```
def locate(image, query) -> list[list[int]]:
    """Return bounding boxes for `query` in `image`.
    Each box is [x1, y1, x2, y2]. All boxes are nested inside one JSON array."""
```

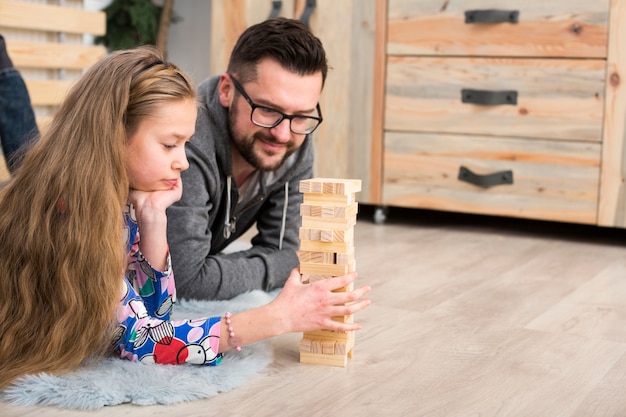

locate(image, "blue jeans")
[[0, 67, 38, 172]]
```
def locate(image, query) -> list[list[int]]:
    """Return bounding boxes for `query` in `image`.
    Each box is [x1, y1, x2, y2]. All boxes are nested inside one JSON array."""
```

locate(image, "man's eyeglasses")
[[228, 74, 323, 135]]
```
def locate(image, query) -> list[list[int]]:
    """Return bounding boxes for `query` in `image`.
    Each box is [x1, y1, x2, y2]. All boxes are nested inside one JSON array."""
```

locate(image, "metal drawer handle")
[[268, 1, 282, 19], [461, 89, 518, 106], [458, 166, 514, 188], [299, 0, 316, 27], [465, 9, 519, 24]]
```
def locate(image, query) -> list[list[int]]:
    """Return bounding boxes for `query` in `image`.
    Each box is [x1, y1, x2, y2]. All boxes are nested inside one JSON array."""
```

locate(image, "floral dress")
[[114, 204, 222, 365]]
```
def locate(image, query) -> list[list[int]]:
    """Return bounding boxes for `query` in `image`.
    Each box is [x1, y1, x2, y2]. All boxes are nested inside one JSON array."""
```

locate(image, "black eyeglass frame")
[[228, 74, 323, 135]]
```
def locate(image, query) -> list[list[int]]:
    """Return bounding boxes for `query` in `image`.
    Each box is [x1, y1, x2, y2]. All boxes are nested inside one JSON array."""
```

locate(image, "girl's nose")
[[173, 149, 189, 171]]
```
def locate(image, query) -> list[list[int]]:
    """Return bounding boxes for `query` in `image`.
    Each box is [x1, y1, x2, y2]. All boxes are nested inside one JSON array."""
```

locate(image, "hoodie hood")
[[190, 75, 314, 248]]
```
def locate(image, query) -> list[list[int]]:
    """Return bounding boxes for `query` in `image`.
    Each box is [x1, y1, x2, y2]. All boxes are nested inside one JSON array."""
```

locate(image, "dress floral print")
[[114, 204, 222, 365]]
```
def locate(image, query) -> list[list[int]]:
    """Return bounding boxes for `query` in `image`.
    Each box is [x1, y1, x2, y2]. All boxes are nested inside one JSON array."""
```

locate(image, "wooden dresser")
[[371, 0, 626, 227]]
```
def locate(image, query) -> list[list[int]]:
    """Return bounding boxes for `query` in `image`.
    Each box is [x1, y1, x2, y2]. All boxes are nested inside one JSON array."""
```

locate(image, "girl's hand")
[[129, 178, 183, 224], [269, 269, 371, 334], [218, 269, 371, 353], [127, 178, 182, 271]]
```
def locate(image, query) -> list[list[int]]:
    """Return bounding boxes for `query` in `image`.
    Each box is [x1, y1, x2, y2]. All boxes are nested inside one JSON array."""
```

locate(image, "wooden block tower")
[[298, 177, 362, 367]]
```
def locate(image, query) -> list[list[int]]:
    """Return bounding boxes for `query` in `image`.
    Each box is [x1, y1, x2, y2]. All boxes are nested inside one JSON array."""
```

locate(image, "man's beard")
[[229, 106, 296, 172], [234, 131, 295, 172]]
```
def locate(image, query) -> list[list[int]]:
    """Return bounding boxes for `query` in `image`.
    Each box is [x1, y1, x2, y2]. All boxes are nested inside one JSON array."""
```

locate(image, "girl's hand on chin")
[[129, 179, 183, 221]]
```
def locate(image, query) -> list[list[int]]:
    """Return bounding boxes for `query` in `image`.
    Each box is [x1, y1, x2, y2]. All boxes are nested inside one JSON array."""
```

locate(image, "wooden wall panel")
[[209, 0, 296, 76], [307, 0, 376, 203]]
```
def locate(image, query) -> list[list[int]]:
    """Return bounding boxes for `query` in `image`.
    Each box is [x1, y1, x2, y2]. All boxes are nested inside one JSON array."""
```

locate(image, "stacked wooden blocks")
[[298, 177, 362, 367]]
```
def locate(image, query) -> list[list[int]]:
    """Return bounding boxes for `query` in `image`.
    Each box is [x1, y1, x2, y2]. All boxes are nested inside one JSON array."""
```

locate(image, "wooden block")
[[332, 228, 354, 243], [303, 329, 352, 343], [299, 338, 327, 355], [300, 204, 322, 217], [331, 228, 353, 243], [300, 351, 348, 367], [299, 239, 352, 254], [311, 339, 323, 354], [299, 338, 312, 353], [296, 250, 308, 263], [323, 182, 336, 194], [322, 340, 336, 355], [311, 180, 323, 193], [300, 257, 356, 275], [299, 179, 327, 194], [299, 179, 318, 193], [298, 179, 317, 194], [301, 216, 356, 230], [300, 202, 358, 219], [336, 252, 355, 266], [299, 262, 351, 276], [301, 274, 333, 283], [335, 342, 348, 356], [300, 227, 354, 244], [322, 205, 336, 218], [328, 206, 353, 219], [296, 251, 356, 266], [331, 314, 354, 324], [334, 333, 356, 356], [299, 227, 340, 242], [297, 251, 335, 264], [299, 178, 362, 195], [320, 229, 333, 242], [303, 192, 355, 206]]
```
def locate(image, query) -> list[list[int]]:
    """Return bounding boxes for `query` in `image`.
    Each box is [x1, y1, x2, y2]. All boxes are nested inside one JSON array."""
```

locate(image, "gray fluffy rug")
[[0, 290, 278, 410]]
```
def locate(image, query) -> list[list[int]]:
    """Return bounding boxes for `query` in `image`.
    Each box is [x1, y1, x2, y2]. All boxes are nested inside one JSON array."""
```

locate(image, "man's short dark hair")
[[227, 17, 328, 87]]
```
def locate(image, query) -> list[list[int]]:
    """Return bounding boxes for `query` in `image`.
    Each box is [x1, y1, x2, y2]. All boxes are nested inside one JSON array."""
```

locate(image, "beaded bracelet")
[[224, 312, 242, 352]]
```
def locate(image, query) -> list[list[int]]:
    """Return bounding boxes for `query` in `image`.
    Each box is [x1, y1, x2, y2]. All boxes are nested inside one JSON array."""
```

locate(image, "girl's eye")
[[164, 144, 176, 149]]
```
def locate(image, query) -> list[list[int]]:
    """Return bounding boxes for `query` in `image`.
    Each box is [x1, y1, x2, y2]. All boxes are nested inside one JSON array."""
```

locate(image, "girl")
[[0, 47, 371, 389]]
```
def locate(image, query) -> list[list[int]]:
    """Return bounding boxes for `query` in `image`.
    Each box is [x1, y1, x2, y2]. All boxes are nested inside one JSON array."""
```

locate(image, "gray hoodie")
[[166, 75, 314, 300]]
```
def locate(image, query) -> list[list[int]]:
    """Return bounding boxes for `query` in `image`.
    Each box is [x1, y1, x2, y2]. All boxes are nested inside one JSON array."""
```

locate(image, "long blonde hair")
[[0, 46, 195, 388]]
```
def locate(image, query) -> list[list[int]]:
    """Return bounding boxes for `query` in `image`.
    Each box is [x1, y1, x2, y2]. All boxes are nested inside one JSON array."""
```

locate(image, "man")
[[0, 34, 38, 173], [167, 18, 328, 300]]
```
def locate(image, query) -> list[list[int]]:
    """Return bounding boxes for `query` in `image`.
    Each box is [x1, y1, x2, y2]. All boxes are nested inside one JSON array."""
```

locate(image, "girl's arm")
[[128, 179, 371, 357], [129, 179, 183, 271], [217, 269, 371, 353]]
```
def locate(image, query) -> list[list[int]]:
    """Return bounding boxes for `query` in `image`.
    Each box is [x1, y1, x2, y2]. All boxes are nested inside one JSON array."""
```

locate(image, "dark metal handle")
[[461, 89, 518, 106], [299, 0, 316, 28], [268, 1, 281, 19], [458, 166, 514, 188], [465, 10, 519, 24]]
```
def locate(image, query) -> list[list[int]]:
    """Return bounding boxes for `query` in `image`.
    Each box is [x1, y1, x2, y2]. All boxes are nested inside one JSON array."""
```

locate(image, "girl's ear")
[[218, 74, 234, 107]]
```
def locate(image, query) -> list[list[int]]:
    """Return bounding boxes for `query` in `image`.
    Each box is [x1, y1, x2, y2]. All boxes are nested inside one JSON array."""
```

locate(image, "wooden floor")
[[3, 206, 626, 416]]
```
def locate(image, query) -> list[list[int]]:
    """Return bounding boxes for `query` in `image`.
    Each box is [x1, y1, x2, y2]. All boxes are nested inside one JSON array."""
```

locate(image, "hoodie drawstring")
[[224, 175, 288, 249], [224, 175, 232, 239], [279, 181, 289, 250]]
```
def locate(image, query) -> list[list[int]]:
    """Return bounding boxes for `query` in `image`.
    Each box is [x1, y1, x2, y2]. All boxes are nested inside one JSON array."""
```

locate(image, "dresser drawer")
[[387, 0, 610, 58], [382, 132, 601, 224], [385, 56, 605, 142]]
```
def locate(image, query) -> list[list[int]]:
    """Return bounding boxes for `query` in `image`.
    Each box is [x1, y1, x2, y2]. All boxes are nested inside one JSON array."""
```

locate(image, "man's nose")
[[270, 118, 292, 143]]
